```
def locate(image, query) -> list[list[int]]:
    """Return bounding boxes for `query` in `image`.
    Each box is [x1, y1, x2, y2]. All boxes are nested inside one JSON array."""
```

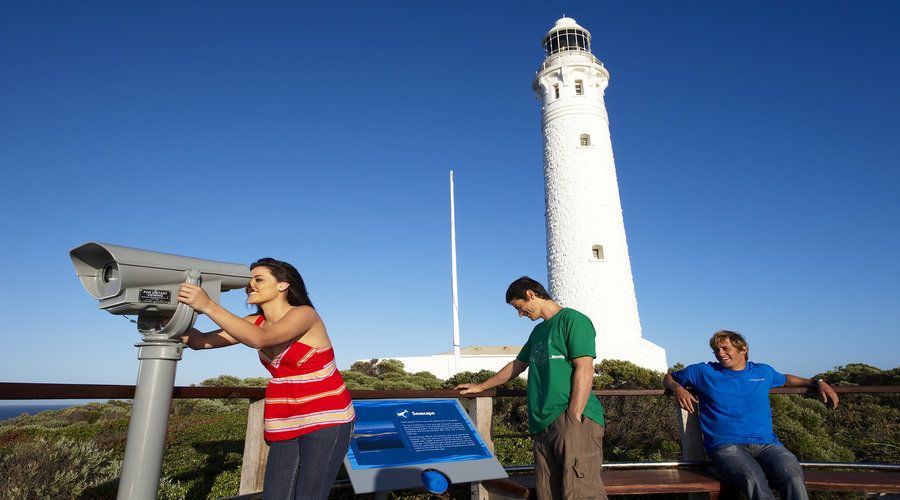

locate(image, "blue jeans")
[[263, 422, 353, 500], [709, 444, 808, 500]]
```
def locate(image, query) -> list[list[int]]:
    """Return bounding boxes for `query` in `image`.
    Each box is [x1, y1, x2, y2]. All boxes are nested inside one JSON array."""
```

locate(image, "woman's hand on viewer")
[[178, 282, 214, 314]]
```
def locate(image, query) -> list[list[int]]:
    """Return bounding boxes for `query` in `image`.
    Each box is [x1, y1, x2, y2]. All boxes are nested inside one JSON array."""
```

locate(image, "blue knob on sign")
[[421, 469, 449, 493]]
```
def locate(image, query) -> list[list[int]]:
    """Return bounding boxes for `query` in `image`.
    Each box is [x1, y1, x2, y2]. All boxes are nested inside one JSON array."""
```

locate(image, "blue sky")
[[1, 1, 897, 387]]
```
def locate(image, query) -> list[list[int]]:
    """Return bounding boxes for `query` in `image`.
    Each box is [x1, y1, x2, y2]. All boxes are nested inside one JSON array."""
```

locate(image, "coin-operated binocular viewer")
[[70, 242, 251, 500]]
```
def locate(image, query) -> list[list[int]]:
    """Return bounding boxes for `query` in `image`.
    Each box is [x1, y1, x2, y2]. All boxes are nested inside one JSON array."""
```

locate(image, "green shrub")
[[172, 397, 247, 415], [1, 362, 894, 499], [594, 359, 665, 389], [157, 476, 191, 500], [772, 395, 855, 462], [816, 363, 900, 386], [171, 375, 268, 416], [0, 437, 121, 499], [811, 363, 900, 463], [826, 398, 900, 463], [445, 369, 516, 389], [342, 370, 381, 390], [491, 421, 533, 466], [601, 394, 681, 462], [349, 358, 406, 378]]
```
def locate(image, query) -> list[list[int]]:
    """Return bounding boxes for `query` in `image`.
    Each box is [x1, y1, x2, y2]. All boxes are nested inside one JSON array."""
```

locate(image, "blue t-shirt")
[[671, 361, 786, 451]]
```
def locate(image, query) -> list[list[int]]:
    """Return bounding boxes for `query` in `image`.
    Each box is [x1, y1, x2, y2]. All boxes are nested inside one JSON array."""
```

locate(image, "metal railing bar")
[[2, 382, 897, 401], [502, 461, 900, 473]]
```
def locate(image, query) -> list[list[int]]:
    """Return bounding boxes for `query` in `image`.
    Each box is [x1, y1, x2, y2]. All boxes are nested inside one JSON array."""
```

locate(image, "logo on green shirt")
[[532, 340, 549, 365]]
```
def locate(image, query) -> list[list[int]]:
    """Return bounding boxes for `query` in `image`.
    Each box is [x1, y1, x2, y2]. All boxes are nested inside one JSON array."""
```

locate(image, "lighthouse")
[[533, 17, 667, 371]]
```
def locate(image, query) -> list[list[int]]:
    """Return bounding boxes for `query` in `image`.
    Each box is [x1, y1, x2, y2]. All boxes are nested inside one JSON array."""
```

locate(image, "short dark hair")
[[250, 258, 314, 313], [505, 276, 552, 303]]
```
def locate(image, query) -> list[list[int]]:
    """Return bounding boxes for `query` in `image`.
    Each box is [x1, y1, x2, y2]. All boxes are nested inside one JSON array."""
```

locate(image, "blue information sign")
[[343, 398, 508, 493], [347, 399, 492, 470]]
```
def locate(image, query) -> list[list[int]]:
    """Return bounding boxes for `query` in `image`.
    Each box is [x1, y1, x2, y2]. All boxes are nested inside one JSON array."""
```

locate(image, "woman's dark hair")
[[249, 257, 314, 313]]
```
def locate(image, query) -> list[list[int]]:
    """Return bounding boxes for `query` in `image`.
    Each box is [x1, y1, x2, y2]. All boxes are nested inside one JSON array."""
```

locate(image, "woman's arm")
[[178, 283, 318, 348], [181, 326, 242, 350]]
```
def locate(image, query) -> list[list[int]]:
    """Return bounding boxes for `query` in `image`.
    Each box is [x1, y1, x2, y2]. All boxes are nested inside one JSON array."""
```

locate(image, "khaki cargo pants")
[[532, 410, 608, 500]]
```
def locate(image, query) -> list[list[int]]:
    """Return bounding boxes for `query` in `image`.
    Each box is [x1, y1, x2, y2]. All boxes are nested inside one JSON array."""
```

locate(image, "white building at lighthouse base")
[[362, 340, 667, 380], [366, 346, 519, 380], [595, 338, 668, 372]]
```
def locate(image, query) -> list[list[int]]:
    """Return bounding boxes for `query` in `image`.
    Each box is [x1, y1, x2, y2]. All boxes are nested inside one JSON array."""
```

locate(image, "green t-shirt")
[[516, 308, 605, 434]]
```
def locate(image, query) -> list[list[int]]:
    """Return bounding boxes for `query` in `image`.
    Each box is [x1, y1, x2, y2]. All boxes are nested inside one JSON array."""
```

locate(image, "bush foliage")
[[0, 361, 896, 499], [0, 437, 120, 499]]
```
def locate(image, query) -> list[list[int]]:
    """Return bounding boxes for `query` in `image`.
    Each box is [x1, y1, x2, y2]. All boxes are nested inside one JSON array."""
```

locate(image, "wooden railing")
[[1, 383, 898, 499]]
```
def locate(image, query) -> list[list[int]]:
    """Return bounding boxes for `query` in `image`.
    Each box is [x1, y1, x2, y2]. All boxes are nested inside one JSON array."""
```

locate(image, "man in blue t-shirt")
[[663, 330, 839, 500]]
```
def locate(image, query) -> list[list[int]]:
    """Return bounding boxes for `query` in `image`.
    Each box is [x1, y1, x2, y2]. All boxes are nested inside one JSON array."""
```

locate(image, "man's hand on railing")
[[663, 372, 699, 413], [784, 374, 841, 410], [816, 380, 840, 409], [455, 383, 485, 395], [674, 386, 699, 414]]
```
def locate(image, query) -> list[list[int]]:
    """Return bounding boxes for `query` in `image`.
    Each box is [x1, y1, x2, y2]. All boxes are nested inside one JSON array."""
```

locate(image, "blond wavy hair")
[[709, 330, 749, 360]]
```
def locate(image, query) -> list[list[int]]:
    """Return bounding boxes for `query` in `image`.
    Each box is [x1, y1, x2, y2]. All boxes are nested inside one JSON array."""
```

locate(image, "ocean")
[[0, 404, 73, 421]]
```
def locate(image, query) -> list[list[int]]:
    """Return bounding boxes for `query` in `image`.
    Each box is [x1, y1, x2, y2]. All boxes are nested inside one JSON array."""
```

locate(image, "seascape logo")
[[748, 378, 765, 382], [550, 355, 565, 359], [396, 409, 409, 418], [412, 411, 436, 416]]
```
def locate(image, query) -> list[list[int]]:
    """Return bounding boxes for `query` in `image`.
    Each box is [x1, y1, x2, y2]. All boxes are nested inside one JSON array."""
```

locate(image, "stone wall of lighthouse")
[[534, 18, 667, 371]]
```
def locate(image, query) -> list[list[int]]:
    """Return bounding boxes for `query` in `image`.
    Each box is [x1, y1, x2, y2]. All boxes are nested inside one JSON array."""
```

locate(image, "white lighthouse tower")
[[533, 17, 667, 371]]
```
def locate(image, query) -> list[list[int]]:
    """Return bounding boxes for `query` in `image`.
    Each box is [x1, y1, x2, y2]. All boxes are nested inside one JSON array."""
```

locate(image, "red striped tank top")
[[256, 315, 355, 441]]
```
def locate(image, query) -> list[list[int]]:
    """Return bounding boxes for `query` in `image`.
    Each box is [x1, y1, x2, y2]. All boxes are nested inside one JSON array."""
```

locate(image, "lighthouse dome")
[[542, 17, 591, 56]]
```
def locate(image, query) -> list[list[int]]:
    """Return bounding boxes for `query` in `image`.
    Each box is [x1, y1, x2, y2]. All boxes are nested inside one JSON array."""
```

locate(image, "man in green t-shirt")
[[456, 277, 608, 499]]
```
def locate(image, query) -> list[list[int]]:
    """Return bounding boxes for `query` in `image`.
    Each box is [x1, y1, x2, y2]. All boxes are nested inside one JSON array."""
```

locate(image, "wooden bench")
[[485, 469, 725, 498], [482, 469, 900, 499], [478, 400, 900, 499], [804, 470, 900, 493], [228, 391, 900, 499]]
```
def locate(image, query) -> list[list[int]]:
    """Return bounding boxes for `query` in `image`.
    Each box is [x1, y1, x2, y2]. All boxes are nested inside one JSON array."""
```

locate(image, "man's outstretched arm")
[[784, 374, 839, 409], [664, 372, 699, 414], [456, 360, 528, 394]]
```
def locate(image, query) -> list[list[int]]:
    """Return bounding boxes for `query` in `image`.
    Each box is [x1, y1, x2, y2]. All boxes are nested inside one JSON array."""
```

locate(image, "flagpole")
[[449, 171, 461, 372]]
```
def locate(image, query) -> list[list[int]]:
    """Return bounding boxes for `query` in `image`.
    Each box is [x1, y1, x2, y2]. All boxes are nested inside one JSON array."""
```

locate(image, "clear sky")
[[2, 1, 898, 387]]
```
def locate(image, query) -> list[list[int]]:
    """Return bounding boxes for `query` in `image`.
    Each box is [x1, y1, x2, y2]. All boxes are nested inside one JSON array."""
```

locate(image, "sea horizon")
[[0, 402, 79, 422]]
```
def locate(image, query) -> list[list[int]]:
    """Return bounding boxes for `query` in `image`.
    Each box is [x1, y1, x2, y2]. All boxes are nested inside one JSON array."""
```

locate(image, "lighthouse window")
[[580, 134, 591, 146], [543, 28, 591, 56], [554, 84, 560, 99], [592, 245, 605, 261], [575, 80, 584, 95]]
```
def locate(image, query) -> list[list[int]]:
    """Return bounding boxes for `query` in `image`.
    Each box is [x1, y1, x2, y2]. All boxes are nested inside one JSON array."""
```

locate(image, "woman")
[[180, 258, 354, 500]]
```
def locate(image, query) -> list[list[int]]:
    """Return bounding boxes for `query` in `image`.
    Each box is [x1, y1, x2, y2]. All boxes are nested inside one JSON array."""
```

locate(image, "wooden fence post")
[[676, 404, 707, 462], [239, 399, 268, 495], [676, 402, 711, 500], [467, 396, 494, 452], [466, 396, 494, 500]]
